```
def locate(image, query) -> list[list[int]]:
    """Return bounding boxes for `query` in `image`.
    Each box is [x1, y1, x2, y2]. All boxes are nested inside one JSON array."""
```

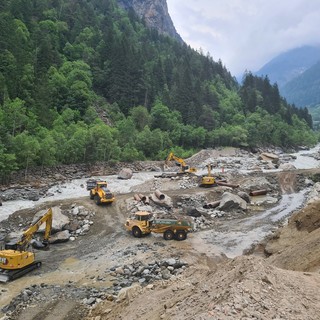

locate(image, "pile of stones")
[[109, 258, 188, 294]]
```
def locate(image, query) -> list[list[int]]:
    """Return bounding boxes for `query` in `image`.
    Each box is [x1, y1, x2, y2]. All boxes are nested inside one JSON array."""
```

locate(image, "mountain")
[[0, 0, 317, 181], [117, 0, 182, 42], [281, 61, 320, 106], [255, 46, 320, 88]]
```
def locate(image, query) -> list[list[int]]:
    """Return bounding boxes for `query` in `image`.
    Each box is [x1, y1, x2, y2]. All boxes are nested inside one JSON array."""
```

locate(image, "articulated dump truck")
[[125, 211, 192, 241]]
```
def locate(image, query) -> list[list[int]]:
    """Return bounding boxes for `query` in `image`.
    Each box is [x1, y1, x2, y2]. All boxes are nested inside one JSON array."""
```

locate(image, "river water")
[[0, 172, 156, 222]]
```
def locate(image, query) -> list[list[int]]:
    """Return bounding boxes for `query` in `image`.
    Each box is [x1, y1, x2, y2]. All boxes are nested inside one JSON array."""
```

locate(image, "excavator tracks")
[[0, 261, 42, 283]]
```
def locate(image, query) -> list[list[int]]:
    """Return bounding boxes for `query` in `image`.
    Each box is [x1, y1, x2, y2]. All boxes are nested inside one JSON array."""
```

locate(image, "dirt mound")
[[265, 199, 320, 272], [87, 255, 320, 320], [289, 201, 320, 232]]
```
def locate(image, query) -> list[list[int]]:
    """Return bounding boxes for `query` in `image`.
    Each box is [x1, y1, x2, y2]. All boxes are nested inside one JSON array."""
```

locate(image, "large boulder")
[[259, 152, 279, 163], [49, 230, 70, 243], [219, 192, 247, 211], [118, 168, 133, 180], [34, 207, 70, 233]]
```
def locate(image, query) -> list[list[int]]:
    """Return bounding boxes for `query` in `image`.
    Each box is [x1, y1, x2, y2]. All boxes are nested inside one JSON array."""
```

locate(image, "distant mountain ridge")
[[281, 61, 320, 106], [255, 45, 320, 108], [255, 46, 320, 88]]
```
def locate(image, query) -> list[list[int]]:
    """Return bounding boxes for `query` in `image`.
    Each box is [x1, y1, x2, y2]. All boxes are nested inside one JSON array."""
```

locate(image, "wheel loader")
[[125, 211, 192, 241], [87, 179, 115, 205]]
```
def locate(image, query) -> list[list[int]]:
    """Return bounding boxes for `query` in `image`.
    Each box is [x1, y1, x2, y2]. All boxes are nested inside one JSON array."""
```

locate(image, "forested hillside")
[[0, 0, 317, 182]]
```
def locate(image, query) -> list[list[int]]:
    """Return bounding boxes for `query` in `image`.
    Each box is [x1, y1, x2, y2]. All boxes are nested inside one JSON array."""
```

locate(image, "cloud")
[[167, 0, 320, 76]]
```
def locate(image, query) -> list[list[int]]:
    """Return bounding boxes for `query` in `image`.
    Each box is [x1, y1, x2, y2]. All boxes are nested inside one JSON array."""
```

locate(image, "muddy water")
[[193, 189, 308, 258], [0, 172, 156, 222], [191, 146, 320, 258]]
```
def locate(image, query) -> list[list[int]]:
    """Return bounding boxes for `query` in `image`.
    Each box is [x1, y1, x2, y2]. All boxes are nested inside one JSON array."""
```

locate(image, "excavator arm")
[[15, 208, 53, 251], [165, 152, 197, 173]]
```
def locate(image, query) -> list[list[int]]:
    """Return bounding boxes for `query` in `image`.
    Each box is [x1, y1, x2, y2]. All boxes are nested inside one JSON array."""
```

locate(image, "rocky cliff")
[[117, 0, 183, 42]]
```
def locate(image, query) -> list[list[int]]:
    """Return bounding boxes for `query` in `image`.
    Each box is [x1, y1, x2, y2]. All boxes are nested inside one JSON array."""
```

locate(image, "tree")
[[37, 128, 57, 174], [135, 126, 163, 158], [0, 144, 18, 184], [88, 122, 116, 161], [129, 105, 151, 131], [12, 132, 40, 179], [2, 98, 28, 137]]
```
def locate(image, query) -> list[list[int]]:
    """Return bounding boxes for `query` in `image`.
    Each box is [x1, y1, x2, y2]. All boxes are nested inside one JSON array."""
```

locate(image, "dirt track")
[[1, 166, 320, 319]]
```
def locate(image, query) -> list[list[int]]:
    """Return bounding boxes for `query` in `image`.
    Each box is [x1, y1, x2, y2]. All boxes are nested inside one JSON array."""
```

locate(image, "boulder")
[[259, 152, 279, 162], [219, 192, 247, 211], [118, 168, 133, 180], [185, 207, 202, 217], [49, 230, 70, 243], [237, 191, 250, 203], [34, 207, 70, 233]]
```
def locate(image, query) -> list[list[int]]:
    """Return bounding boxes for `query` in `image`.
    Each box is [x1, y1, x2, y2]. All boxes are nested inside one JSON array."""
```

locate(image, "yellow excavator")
[[199, 164, 216, 187], [165, 152, 197, 174], [0, 208, 53, 282]]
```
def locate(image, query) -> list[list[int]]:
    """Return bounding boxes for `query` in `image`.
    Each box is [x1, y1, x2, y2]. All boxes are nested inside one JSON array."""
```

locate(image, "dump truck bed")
[[150, 219, 192, 233]]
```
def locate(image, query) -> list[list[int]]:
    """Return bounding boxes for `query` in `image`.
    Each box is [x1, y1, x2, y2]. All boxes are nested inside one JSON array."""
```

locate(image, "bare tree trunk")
[[24, 157, 29, 181]]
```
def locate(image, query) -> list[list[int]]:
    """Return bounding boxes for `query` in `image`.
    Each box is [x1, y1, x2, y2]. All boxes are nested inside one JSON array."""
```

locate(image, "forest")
[[0, 0, 318, 182]]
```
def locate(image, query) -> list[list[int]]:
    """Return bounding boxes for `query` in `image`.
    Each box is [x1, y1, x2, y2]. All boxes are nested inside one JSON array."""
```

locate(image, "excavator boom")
[[165, 152, 197, 174]]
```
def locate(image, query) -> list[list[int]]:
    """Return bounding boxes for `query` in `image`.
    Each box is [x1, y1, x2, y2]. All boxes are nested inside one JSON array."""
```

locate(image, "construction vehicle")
[[199, 164, 216, 187], [87, 179, 115, 205], [125, 211, 192, 241], [0, 208, 53, 282], [165, 152, 197, 174]]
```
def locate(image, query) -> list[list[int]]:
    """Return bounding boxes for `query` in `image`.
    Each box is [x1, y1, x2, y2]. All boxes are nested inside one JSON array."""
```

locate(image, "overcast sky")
[[167, 0, 320, 76]]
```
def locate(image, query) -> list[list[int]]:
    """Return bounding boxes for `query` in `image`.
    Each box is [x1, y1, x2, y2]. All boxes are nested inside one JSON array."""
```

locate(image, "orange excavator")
[[0, 208, 52, 282]]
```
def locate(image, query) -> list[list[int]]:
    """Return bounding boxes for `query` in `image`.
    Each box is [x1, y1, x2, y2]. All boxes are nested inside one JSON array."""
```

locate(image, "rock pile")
[[109, 258, 188, 295], [1, 283, 108, 317]]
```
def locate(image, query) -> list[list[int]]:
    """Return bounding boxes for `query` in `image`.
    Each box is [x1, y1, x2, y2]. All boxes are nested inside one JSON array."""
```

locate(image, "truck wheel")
[[132, 227, 142, 238], [175, 230, 187, 241], [163, 230, 174, 240], [94, 194, 101, 205], [90, 191, 94, 200]]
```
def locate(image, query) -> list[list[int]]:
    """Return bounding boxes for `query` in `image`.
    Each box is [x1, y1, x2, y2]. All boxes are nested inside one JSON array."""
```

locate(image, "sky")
[[167, 0, 320, 77]]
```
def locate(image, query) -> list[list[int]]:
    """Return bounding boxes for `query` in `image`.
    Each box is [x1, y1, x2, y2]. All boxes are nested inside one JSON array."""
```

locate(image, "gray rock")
[[118, 168, 133, 180], [237, 191, 250, 203], [49, 230, 70, 243], [219, 192, 247, 211]]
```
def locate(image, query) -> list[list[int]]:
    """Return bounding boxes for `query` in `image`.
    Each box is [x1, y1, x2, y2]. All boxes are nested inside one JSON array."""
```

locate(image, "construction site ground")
[[1, 160, 320, 319]]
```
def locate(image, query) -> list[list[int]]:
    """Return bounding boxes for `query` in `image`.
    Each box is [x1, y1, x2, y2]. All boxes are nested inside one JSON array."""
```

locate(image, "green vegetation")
[[0, 0, 317, 182]]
